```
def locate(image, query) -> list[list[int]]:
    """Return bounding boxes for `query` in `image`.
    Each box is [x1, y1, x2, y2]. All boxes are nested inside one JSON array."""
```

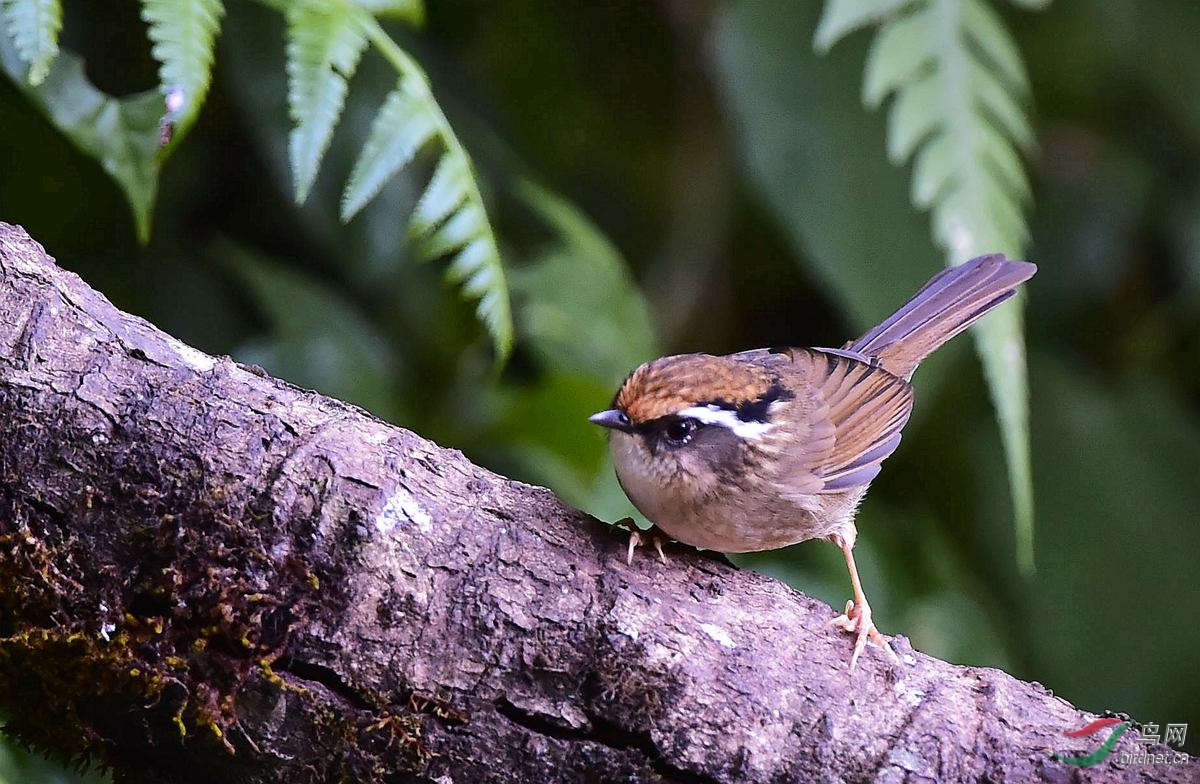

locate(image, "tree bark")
[[0, 221, 1191, 784]]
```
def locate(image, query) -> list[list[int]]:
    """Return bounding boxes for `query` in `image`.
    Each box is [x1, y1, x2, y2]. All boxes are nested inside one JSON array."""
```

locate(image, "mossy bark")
[[0, 222, 1192, 783]]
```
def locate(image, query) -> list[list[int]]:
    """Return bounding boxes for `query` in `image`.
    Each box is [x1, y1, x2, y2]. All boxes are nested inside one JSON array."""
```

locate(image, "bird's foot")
[[612, 518, 668, 565], [829, 598, 899, 671]]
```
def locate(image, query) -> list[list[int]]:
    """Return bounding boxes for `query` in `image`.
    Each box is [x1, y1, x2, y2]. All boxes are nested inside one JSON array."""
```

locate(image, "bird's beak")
[[589, 409, 635, 433]]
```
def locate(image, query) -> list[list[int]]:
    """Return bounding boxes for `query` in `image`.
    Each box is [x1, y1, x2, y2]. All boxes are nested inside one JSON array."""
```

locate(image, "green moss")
[[0, 415, 452, 779]]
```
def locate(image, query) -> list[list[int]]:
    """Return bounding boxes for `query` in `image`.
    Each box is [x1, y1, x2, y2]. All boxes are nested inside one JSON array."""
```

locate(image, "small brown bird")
[[590, 254, 1036, 669]]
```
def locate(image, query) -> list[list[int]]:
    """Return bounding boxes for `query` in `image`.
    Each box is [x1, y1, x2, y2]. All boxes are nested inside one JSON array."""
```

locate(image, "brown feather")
[[615, 354, 778, 425], [847, 254, 1036, 378], [737, 348, 914, 496]]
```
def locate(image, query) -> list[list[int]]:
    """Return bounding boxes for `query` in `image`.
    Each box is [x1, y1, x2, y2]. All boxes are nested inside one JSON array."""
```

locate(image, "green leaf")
[[419, 199, 481, 259], [969, 59, 1033, 150], [0, 0, 60, 85], [140, 0, 225, 140], [410, 178, 511, 358], [974, 303, 1032, 572], [911, 131, 955, 208], [816, 0, 1046, 572], [258, 0, 511, 359], [352, 0, 423, 24], [862, 5, 934, 107], [511, 179, 658, 386], [409, 154, 467, 236], [885, 76, 939, 162], [979, 123, 1030, 201], [0, 34, 163, 241], [963, 0, 1029, 92], [1006, 0, 1051, 10], [814, 0, 910, 53], [445, 238, 490, 287], [285, 0, 368, 203], [328, 14, 513, 360], [339, 76, 437, 221]]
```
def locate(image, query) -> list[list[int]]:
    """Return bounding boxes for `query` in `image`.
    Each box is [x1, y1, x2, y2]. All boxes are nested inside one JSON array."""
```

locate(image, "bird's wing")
[[744, 348, 914, 495]]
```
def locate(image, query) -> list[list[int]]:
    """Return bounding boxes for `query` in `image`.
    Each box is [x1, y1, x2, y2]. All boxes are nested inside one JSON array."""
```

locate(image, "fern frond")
[[817, 0, 1044, 573], [410, 154, 468, 235], [847, 0, 1035, 258], [339, 16, 512, 360], [270, 0, 511, 357], [962, 0, 1030, 90], [339, 76, 437, 219], [285, 0, 368, 203], [351, 0, 423, 24], [814, 0, 908, 53], [411, 160, 512, 360], [140, 0, 225, 137], [1, 0, 61, 85]]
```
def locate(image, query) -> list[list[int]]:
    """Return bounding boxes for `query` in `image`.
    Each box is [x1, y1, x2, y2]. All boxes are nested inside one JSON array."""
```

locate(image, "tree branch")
[[0, 221, 1191, 783]]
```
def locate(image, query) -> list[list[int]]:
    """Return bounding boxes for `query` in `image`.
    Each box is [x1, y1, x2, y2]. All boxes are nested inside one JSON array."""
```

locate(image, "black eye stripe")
[[697, 382, 794, 425]]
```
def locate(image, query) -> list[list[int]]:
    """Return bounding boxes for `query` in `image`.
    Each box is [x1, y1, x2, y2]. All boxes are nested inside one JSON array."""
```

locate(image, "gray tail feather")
[[848, 254, 1037, 379]]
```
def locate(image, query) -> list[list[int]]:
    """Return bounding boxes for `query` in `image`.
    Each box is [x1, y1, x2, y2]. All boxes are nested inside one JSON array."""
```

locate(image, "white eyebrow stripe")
[[676, 405, 775, 439]]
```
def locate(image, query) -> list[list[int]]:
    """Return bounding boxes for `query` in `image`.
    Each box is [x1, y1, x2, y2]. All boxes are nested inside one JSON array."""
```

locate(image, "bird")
[[589, 254, 1037, 670]]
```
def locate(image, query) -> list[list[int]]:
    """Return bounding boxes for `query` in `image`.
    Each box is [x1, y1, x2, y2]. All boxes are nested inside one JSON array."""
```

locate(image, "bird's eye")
[[663, 418, 698, 445]]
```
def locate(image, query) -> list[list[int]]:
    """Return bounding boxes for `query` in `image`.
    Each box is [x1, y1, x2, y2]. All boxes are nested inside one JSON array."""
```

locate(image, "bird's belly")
[[617, 466, 852, 553], [653, 499, 829, 553]]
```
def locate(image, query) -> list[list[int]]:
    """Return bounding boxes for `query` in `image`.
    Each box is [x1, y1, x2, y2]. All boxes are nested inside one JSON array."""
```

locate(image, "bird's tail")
[[848, 254, 1037, 379]]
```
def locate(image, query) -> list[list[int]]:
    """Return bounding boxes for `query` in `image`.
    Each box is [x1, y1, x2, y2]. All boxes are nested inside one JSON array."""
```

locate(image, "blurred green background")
[[2, 0, 1198, 777]]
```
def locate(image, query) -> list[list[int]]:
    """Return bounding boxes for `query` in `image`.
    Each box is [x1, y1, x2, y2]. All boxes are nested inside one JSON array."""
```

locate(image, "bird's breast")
[[609, 434, 858, 552]]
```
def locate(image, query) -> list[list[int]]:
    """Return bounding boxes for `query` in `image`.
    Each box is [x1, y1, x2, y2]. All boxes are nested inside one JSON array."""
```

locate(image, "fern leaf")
[[352, 0, 423, 24], [980, 124, 1030, 201], [885, 76, 938, 162], [410, 154, 467, 236], [412, 171, 512, 357], [910, 132, 954, 208], [969, 58, 1033, 150], [339, 77, 512, 359], [818, 0, 1043, 573], [963, 0, 1029, 91], [286, 0, 368, 203], [414, 169, 511, 357], [340, 77, 437, 220], [1006, 0, 1051, 10], [814, 0, 909, 53], [273, 0, 511, 357], [862, 8, 933, 107], [140, 0, 224, 137], [1, 0, 61, 85], [340, 16, 512, 359]]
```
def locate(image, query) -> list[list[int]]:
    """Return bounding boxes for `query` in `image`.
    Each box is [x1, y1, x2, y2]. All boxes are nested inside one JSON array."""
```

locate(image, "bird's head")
[[589, 354, 794, 517]]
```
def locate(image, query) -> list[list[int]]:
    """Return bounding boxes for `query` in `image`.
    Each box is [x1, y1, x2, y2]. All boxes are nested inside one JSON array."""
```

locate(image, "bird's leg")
[[828, 534, 899, 670], [612, 517, 668, 564]]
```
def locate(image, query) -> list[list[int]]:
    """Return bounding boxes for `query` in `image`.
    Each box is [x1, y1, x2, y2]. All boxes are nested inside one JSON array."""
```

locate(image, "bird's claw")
[[612, 518, 668, 564], [829, 598, 899, 671]]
